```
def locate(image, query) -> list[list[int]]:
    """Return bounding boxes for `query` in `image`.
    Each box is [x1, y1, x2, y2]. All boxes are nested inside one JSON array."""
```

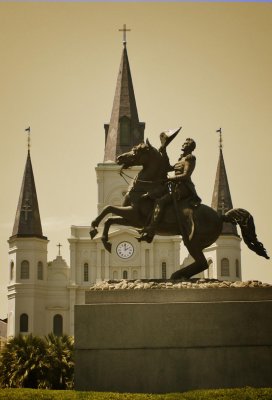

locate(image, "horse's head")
[[116, 139, 159, 169]]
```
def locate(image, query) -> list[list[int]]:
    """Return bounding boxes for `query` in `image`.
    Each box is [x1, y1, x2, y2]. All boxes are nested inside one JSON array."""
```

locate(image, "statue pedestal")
[[75, 287, 272, 393]]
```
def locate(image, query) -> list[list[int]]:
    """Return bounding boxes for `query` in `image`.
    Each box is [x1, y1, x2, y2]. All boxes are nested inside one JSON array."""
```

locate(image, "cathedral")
[[7, 39, 241, 337]]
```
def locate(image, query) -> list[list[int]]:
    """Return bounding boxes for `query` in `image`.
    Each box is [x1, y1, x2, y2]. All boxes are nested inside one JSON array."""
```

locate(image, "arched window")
[[20, 313, 28, 332], [120, 117, 131, 146], [123, 270, 128, 279], [207, 259, 213, 279], [132, 270, 138, 280], [83, 263, 89, 282], [221, 258, 230, 276], [53, 314, 63, 336], [235, 259, 240, 277], [21, 260, 29, 279], [113, 271, 118, 280], [37, 261, 43, 280], [162, 262, 167, 279], [145, 249, 150, 279], [10, 262, 14, 281]]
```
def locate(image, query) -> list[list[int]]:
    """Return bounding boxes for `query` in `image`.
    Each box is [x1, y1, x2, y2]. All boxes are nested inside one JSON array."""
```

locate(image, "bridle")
[[119, 167, 165, 185]]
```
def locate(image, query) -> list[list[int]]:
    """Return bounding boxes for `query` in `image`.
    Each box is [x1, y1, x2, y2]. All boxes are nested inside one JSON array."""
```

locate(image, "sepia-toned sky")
[[0, 2, 271, 317]]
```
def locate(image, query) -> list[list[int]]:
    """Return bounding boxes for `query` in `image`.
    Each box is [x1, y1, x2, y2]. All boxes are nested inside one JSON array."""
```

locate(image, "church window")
[[145, 249, 150, 279], [53, 314, 63, 336], [101, 250, 105, 281], [162, 262, 167, 279], [123, 270, 128, 279], [83, 263, 89, 282], [207, 259, 213, 279], [221, 258, 230, 276], [120, 117, 131, 146], [235, 259, 240, 277], [37, 261, 43, 280], [113, 271, 118, 280], [21, 260, 29, 279], [20, 313, 28, 332], [132, 270, 138, 279], [10, 262, 14, 281]]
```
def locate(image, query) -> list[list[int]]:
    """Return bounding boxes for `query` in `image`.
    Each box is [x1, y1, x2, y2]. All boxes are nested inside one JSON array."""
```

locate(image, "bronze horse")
[[90, 140, 269, 279]]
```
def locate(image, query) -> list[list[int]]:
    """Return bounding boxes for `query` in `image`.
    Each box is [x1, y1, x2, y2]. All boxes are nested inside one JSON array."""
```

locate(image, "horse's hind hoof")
[[89, 227, 98, 239], [170, 272, 188, 281], [138, 233, 154, 243]]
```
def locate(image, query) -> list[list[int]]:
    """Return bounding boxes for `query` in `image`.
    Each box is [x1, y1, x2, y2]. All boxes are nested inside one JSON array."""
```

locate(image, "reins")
[[119, 168, 164, 185]]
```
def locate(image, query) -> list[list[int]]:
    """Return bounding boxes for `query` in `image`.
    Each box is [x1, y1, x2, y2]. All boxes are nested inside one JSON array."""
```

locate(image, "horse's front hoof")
[[102, 239, 112, 253], [89, 227, 98, 239]]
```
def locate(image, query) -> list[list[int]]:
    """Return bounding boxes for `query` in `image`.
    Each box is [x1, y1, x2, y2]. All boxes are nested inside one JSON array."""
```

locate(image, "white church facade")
[[7, 39, 241, 338]]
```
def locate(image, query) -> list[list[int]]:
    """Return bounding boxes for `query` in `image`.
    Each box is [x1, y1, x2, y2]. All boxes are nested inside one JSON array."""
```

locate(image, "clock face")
[[116, 241, 134, 259]]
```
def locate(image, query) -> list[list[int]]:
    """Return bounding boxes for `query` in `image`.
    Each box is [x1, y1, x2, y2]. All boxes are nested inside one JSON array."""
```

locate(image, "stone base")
[[75, 287, 272, 393]]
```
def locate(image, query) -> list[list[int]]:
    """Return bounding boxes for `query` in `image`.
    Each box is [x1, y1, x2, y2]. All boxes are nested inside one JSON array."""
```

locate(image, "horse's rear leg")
[[171, 247, 208, 280]]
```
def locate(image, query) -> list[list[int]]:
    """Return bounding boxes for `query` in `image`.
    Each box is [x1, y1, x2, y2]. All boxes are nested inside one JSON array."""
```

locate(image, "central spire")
[[103, 31, 145, 163]]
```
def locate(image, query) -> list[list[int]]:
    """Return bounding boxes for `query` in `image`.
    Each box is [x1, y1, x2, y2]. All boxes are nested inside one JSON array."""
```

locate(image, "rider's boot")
[[138, 203, 162, 242]]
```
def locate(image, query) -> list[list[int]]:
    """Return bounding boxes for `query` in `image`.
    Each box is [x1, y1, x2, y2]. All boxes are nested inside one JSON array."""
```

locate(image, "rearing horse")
[[90, 140, 269, 279]]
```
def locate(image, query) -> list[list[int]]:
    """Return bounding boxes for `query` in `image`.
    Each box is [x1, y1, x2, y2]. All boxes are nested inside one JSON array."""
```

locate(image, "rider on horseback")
[[139, 137, 201, 243]]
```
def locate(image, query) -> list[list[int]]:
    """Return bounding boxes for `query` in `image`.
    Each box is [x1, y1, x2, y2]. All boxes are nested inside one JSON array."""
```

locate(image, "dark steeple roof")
[[103, 44, 145, 162], [11, 150, 46, 240], [211, 148, 238, 236]]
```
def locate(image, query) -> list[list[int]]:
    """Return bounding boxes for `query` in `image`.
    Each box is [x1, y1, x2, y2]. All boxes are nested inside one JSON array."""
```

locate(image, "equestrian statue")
[[90, 128, 269, 279]]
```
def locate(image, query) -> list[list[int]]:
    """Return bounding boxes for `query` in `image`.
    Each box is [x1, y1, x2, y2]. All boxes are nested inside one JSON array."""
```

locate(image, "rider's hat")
[[160, 127, 181, 149]]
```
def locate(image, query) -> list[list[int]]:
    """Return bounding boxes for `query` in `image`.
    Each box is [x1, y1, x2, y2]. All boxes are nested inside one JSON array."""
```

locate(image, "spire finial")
[[216, 127, 222, 150], [57, 243, 62, 256], [118, 24, 131, 47], [25, 126, 31, 152]]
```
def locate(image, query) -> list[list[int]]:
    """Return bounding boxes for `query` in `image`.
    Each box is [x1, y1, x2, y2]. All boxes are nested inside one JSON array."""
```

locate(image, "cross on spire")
[[21, 199, 32, 221], [119, 24, 131, 46], [57, 243, 62, 256]]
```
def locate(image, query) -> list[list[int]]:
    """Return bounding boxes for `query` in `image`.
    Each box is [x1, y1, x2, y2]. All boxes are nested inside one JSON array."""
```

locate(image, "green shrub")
[[0, 334, 74, 390], [0, 334, 47, 388], [43, 334, 74, 390]]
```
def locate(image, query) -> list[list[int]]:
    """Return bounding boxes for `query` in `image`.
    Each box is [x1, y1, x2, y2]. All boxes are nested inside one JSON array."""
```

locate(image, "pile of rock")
[[90, 278, 271, 291]]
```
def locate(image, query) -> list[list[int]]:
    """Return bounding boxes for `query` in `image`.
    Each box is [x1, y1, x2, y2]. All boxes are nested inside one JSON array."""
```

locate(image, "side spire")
[[11, 135, 46, 240], [211, 129, 238, 235], [103, 28, 145, 162]]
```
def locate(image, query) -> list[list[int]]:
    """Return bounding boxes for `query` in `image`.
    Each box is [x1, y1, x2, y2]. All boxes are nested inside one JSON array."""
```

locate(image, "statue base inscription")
[[75, 282, 272, 393]]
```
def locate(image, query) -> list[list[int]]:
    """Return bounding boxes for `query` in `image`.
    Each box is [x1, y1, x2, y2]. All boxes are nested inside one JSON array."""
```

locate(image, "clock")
[[116, 241, 134, 259]]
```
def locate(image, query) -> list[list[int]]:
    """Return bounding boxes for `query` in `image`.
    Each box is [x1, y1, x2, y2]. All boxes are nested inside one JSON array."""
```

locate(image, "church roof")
[[211, 147, 238, 236], [11, 150, 46, 240], [103, 43, 145, 162]]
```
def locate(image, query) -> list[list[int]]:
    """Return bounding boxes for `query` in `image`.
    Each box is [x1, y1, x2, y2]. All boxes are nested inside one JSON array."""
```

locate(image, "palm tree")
[[43, 333, 74, 389], [0, 334, 47, 388]]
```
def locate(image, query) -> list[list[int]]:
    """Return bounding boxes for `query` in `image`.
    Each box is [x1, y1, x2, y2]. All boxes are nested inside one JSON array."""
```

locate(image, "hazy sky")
[[0, 3, 271, 317]]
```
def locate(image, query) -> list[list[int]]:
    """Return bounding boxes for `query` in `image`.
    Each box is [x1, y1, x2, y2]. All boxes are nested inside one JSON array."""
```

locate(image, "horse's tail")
[[223, 208, 269, 260]]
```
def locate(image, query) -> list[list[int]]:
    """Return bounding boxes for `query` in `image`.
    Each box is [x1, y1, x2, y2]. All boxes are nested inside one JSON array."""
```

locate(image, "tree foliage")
[[0, 334, 74, 389], [44, 333, 74, 389]]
